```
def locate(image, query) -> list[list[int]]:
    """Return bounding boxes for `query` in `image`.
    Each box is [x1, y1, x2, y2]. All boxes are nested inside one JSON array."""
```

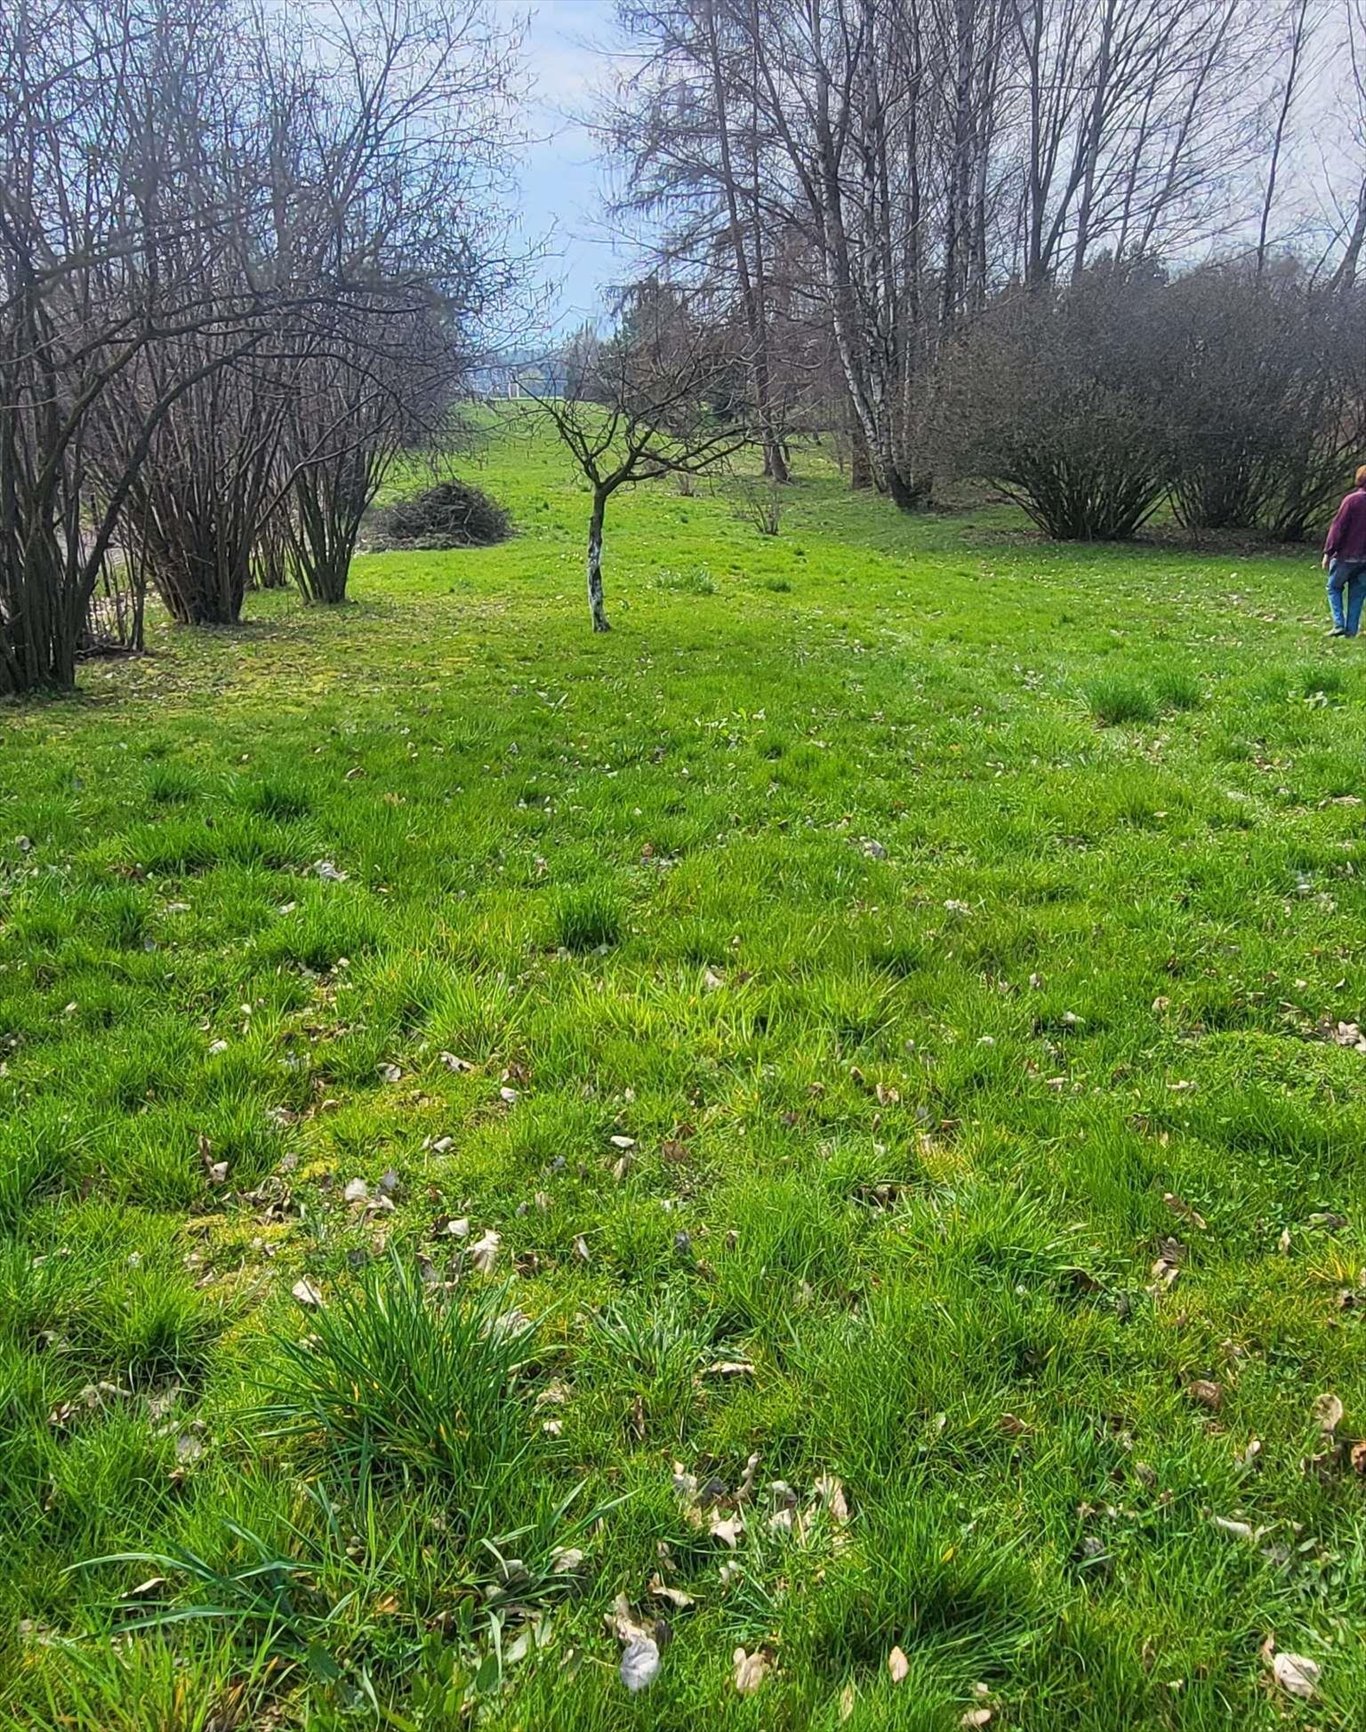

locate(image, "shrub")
[[936, 265, 1178, 540], [370, 478, 512, 550], [1165, 267, 1366, 539]]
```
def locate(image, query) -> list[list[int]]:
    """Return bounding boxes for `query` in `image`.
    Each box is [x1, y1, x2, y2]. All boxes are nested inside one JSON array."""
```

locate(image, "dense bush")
[[370, 477, 512, 549], [936, 263, 1366, 544], [1165, 266, 1366, 539], [936, 266, 1179, 541]]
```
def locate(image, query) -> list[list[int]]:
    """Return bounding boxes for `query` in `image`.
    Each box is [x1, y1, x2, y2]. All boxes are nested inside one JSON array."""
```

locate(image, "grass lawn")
[[4, 419, 1366, 1729]]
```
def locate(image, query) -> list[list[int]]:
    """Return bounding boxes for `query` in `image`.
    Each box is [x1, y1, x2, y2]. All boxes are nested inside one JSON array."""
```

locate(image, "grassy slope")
[[3, 421, 1366, 1728]]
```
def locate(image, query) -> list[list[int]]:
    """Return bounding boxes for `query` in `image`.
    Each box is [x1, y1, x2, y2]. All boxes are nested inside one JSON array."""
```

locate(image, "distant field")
[[4, 422, 1366, 1729]]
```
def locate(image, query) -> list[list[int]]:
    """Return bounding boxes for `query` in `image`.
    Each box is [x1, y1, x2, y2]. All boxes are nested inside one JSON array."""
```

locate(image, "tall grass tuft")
[[257, 1257, 541, 1527], [553, 882, 623, 952], [1086, 675, 1156, 725], [1153, 667, 1202, 711]]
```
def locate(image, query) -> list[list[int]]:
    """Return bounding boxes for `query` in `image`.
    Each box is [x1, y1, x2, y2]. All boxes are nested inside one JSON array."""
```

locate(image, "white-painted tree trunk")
[[587, 487, 609, 632]]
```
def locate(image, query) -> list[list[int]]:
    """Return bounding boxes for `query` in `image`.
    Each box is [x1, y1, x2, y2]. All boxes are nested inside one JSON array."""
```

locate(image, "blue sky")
[[506, 0, 633, 331]]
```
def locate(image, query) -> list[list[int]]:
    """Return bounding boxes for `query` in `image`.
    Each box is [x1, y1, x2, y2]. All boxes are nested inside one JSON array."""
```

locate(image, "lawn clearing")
[[3, 424, 1366, 1729]]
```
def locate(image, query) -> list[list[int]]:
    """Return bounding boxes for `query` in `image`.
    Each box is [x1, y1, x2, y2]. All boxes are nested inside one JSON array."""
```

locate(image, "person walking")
[[1323, 465, 1366, 637]]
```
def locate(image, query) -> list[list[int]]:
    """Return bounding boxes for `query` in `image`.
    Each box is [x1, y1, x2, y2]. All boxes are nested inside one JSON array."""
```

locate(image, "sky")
[[504, 0, 634, 334]]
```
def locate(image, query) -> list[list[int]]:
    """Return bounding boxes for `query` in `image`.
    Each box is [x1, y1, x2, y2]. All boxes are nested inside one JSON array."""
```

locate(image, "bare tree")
[[0, 0, 522, 688], [533, 290, 753, 631], [609, 0, 1274, 514], [1336, 0, 1366, 286]]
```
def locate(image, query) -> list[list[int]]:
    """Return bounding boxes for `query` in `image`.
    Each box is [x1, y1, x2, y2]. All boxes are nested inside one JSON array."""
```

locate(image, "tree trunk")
[[587, 486, 610, 632], [849, 415, 874, 491]]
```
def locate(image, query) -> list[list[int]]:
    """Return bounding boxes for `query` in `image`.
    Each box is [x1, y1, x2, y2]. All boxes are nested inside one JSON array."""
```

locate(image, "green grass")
[[3, 418, 1366, 1728]]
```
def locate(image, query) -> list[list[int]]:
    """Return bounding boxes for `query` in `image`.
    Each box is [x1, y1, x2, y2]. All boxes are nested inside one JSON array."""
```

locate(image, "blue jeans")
[[1327, 558, 1366, 635]]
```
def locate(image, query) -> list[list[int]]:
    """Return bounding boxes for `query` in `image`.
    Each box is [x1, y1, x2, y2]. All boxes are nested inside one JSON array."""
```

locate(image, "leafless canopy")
[[533, 283, 755, 630], [0, 0, 522, 691], [606, 0, 1366, 523]]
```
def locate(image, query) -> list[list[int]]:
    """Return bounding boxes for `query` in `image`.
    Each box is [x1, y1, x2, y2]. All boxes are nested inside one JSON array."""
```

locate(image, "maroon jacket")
[[1325, 487, 1366, 562]]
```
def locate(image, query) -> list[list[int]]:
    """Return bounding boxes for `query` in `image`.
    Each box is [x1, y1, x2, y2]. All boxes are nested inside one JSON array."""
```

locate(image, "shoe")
[[1328, 627, 1347, 637]]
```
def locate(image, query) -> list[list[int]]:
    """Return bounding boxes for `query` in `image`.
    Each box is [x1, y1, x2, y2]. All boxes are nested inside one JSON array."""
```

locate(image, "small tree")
[[533, 293, 752, 631]]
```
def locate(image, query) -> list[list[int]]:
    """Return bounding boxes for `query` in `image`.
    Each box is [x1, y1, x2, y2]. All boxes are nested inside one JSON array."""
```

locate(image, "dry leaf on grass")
[[469, 1229, 500, 1275], [710, 1513, 745, 1548], [1271, 1652, 1320, 1699], [888, 1646, 910, 1683], [1185, 1379, 1222, 1411], [1313, 1392, 1344, 1435], [733, 1647, 772, 1694], [813, 1474, 849, 1522], [620, 1637, 660, 1693], [291, 1278, 322, 1307], [647, 1572, 695, 1609], [1162, 1192, 1207, 1230]]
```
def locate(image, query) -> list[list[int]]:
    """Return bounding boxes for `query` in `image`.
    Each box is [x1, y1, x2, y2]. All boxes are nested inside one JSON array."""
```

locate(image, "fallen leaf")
[[1185, 1379, 1222, 1411], [343, 1177, 369, 1204], [606, 1592, 653, 1645], [647, 1573, 695, 1609], [813, 1474, 849, 1522], [1163, 1192, 1207, 1230], [1272, 1652, 1320, 1699], [1212, 1516, 1254, 1540], [961, 1712, 993, 1729], [291, 1278, 323, 1307], [704, 1360, 755, 1378], [440, 1051, 473, 1072], [469, 1229, 500, 1275], [377, 1063, 402, 1084], [733, 1646, 771, 1695], [620, 1637, 660, 1693], [315, 860, 347, 881], [1313, 1392, 1344, 1436], [839, 1682, 856, 1721], [710, 1513, 745, 1548], [609, 1135, 636, 1150], [888, 1645, 910, 1683]]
